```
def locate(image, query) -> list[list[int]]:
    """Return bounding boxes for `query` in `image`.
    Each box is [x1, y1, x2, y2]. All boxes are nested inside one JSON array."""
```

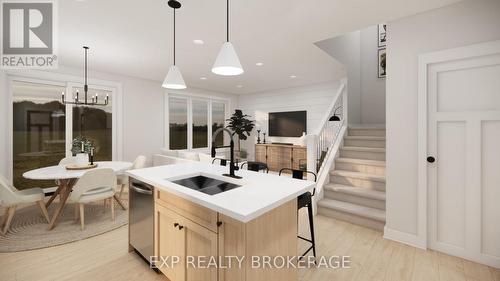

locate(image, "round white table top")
[[23, 161, 133, 180]]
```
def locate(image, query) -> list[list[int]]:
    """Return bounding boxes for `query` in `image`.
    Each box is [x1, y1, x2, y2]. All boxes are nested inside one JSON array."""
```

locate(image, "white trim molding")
[[384, 226, 426, 249]]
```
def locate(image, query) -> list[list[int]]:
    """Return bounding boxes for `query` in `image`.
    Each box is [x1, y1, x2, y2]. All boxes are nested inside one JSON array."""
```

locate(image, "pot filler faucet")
[[211, 128, 242, 179]]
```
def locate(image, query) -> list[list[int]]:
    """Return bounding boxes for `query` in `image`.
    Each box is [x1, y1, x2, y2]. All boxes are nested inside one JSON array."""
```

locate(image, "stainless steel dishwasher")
[[129, 177, 157, 271]]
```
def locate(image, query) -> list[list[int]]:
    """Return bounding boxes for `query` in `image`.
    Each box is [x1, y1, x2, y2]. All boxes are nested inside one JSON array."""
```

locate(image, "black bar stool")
[[240, 161, 269, 173], [279, 168, 317, 260]]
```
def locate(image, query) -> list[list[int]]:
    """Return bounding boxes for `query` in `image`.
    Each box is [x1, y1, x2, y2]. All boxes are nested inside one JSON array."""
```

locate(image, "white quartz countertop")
[[127, 162, 315, 223]]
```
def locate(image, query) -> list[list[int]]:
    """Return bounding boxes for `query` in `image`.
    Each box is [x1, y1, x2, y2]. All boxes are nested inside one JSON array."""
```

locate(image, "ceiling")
[[57, 0, 462, 94]]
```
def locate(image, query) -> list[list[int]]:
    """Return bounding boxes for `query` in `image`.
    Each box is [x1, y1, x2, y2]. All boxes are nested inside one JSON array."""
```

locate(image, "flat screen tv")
[[268, 111, 307, 137]]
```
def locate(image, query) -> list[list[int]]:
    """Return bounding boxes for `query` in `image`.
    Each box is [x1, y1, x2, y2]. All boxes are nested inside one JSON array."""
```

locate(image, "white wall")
[[238, 81, 341, 159], [316, 33, 361, 124], [386, 0, 500, 245], [360, 26, 386, 124], [316, 26, 386, 125], [0, 66, 238, 180]]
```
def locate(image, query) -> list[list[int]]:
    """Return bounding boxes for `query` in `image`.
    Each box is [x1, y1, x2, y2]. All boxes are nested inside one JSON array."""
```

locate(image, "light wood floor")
[[0, 209, 499, 281]]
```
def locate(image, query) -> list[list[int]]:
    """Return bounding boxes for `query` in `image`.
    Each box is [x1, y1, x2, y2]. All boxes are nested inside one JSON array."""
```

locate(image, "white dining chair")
[[55, 156, 77, 187], [116, 155, 146, 200], [67, 169, 117, 230], [0, 175, 50, 234], [58, 156, 77, 166]]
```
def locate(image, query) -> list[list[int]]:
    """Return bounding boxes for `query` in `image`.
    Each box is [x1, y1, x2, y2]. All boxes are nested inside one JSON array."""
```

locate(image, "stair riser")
[[348, 128, 386, 137], [344, 139, 385, 148], [325, 190, 385, 210], [331, 175, 385, 191], [318, 206, 385, 231], [335, 162, 386, 176], [340, 150, 386, 161]]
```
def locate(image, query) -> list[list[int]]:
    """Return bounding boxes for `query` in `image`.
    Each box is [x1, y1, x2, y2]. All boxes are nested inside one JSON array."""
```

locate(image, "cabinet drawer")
[[155, 188, 219, 233]]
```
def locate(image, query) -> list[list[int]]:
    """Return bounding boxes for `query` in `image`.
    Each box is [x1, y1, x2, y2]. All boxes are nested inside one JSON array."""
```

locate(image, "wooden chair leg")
[[2, 206, 17, 235], [79, 204, 85, 231], [37, 201, 50, 223], [119, 184, 125, 200], [1, 207, 10, 229], [113, 195, 127, 210], [111, 197, 115, 221], [74, 204, 79, 222]]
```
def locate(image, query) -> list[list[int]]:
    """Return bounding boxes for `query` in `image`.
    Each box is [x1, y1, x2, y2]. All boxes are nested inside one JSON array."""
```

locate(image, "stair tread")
[[330, 170, 386, 182], [325, 184, 386, 200], [344, 136, 386, 141], [341, 146, 386, 152], [318, 199, 386, 222], [336, 157, 386, 166]]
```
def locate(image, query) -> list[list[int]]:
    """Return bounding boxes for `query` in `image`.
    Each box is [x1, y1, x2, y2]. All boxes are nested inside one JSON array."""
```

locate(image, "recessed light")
[[256, 62, 264, 66], [236, 85, 243, 88], [200, 77, 207, 80], [193, 39, 204, 45], [290, 75, 297, 79]]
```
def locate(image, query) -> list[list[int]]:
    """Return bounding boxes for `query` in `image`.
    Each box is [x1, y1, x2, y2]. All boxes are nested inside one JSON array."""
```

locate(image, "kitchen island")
[[127, 162, 315, 281]]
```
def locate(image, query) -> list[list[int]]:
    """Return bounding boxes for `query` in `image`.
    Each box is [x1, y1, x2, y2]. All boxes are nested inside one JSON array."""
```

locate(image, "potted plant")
[[71, 136, 93, 165], [226, 110, 255, 156]]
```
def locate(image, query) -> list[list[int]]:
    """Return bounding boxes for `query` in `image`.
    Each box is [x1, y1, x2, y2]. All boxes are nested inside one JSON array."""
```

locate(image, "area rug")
[[0, 199, 128, 252]]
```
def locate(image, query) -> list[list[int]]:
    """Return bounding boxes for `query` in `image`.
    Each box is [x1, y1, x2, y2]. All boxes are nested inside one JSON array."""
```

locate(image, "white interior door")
[[426, 43, 500, 268]]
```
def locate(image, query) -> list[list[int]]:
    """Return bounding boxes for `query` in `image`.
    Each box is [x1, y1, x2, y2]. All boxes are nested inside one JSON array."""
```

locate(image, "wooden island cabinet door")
[[183, 218, 218, 281], [155, 204, 186, 281]]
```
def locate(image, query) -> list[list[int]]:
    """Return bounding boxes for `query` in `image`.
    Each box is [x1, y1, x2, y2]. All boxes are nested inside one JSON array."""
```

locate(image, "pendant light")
[[162, 0, 187, 89], [211, 0, 244, 76], [61, 46, 109, 106]]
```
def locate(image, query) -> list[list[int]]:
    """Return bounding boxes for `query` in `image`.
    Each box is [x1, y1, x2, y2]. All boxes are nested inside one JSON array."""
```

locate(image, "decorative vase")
[[75, 153, 89, 165]]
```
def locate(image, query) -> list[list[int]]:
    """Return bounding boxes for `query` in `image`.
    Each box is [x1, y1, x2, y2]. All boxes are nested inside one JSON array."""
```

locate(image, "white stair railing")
[[306, 79, 348, 204]]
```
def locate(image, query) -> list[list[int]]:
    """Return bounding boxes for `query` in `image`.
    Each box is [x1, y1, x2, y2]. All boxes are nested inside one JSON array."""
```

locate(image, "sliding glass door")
[[12, 81, 67, 189], [71, 87, 113, 161], [11, 80, 116, 190]]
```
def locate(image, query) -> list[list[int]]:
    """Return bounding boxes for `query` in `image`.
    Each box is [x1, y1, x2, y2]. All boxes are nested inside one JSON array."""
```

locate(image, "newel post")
[[306, 134, 318, 180]]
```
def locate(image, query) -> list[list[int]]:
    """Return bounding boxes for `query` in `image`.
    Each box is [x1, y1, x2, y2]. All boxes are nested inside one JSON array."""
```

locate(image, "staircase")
[[318, 127, 386, 231]]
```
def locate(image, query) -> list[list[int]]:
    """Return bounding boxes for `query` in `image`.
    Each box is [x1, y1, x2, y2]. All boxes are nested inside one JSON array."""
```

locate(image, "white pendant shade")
[[162, 65, 187, 89], [212, 42, 244, 76]]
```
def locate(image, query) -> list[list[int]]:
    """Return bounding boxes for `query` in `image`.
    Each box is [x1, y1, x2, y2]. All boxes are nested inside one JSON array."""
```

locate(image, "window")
[[169, 97, 188, 149], [212, 101, 225, 147], [167, 95, 227, 150], [192, 100, 208, 148]]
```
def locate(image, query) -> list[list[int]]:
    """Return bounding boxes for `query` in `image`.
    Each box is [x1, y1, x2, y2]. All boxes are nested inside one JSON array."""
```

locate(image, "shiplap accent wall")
[[238, 81, 342, 159]]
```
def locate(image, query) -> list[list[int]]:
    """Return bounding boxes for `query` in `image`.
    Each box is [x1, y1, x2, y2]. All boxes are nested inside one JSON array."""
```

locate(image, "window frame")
[[164, 93, 229, 151]]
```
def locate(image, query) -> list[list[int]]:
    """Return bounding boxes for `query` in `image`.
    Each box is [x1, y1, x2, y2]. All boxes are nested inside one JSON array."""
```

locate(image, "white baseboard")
[[383, 226, 426, 249]]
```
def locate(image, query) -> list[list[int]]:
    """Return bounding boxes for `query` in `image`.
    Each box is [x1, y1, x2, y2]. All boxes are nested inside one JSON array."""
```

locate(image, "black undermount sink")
[[171, 175, 241, 195]]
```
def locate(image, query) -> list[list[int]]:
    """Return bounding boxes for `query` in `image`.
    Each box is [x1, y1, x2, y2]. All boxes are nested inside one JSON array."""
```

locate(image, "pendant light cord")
[[226, 0, 229, 42], [84, 46, 88, 103], [173, 8, 176, 65]]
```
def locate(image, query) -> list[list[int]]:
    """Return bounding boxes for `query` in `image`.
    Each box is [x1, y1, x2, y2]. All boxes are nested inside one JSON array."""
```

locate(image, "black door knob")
[[178, 225, 184, 230], [427, 156, 436, 163]]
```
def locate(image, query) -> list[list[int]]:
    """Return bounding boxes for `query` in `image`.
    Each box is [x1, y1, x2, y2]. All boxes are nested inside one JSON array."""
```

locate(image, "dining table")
[[23, 161, 133, 230]]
